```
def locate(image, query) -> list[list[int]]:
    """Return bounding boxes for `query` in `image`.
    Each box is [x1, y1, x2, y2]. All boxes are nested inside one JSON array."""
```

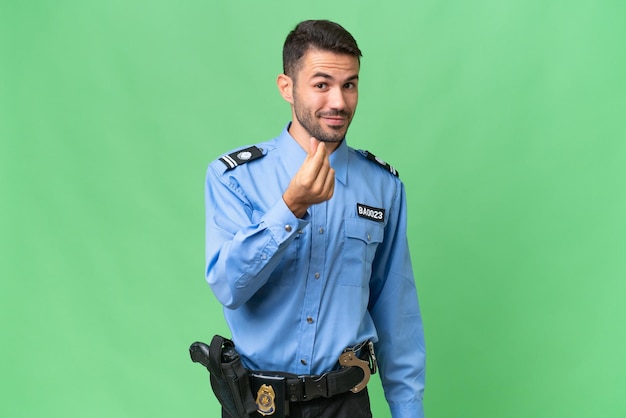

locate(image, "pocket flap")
[[345, 218, 384, 243]]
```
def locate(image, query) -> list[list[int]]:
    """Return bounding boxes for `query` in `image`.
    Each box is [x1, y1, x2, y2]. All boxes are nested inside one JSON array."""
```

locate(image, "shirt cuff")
[[262, 198, 310, 245], [389, 400, 424, 418]]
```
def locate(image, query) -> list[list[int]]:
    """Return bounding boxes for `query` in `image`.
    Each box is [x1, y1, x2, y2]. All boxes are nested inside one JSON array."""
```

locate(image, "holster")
[[206, 335, 257, 418], [190, 336, 376, 418]]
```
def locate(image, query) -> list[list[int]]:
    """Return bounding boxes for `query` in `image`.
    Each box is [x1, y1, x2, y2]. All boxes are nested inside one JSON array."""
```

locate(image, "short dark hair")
[[282, 20, 362, 77]]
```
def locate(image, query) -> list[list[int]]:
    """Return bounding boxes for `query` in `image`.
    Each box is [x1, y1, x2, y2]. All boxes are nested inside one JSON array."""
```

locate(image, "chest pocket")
[[340, 218, 384, 286]]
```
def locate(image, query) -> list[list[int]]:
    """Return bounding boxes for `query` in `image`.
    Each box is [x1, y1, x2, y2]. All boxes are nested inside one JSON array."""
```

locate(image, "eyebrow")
[[311, 72, 359, 82]]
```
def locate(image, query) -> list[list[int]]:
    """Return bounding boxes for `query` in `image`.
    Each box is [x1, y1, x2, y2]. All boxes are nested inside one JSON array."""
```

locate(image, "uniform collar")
[[277, 122, 349, 186], [329, 136, 348, 186]]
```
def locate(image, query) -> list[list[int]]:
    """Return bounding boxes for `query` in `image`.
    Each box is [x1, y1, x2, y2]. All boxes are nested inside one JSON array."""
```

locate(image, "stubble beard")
[[293, 93, 353, 144]]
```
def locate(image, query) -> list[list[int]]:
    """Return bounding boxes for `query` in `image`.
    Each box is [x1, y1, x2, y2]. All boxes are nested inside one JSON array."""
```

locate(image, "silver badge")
[[237, 151, 252, 161]]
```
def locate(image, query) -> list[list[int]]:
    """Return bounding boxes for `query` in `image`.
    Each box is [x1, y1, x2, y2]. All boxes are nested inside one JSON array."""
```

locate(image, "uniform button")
[[314, 272, 320, 279], [300, 359, 307, 365], [319, 227, 324, 234], [367, 234, 371, 241], [285, 225, 292, 232], [307, 317, 314, 324]]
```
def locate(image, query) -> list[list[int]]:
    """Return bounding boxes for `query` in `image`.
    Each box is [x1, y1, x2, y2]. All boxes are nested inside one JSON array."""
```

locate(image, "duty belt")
[[250, 340, 377, 403]]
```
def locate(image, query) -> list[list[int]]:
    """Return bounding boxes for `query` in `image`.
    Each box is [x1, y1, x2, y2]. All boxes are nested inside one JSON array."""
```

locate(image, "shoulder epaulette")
[[359, 150, 399, 177], [219, 146, 264, 170]]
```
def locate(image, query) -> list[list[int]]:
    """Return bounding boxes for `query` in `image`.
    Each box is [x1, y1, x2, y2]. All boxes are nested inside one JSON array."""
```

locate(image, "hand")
[[283, 137, 336, 218]]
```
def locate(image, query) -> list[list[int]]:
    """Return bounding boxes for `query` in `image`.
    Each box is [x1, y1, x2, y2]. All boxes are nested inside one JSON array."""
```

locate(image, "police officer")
[[204, 20, 426, 418]]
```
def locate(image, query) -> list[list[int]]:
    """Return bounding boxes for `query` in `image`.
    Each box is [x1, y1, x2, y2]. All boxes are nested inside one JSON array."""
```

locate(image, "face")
[[281, 49, 360, 148]]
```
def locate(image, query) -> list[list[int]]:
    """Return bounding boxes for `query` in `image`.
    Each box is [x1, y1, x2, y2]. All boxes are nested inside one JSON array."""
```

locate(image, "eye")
[[344, 82, 356, 89], [315, 83, 327, 89]]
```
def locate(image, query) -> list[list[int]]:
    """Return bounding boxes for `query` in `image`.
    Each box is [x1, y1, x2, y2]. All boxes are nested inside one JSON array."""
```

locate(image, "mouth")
[[322, 116, 347, 127]]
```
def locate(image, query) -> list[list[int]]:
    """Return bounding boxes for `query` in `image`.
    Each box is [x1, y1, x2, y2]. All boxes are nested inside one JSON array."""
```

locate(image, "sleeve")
[[204, 163, 310, 309], [368, 180, 426, 418]]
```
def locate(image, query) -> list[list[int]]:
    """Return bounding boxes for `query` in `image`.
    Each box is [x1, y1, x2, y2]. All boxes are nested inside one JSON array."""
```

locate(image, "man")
[[204, 20, 425, 418]]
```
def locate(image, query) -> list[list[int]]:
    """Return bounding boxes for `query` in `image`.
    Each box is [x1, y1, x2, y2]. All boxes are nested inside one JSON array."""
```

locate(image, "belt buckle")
[[302, 374, 329, 399]]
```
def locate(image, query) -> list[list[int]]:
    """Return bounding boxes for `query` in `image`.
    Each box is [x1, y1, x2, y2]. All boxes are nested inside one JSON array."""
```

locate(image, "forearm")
[[206, 195, 308, 309]]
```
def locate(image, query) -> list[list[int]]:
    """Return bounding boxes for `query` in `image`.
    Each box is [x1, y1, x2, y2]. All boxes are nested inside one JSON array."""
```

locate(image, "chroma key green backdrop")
[[1, 1, 625, 417]]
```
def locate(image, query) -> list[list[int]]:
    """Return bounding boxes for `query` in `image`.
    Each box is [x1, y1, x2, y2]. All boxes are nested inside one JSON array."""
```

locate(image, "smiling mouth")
[[319, 112, 350, 127], [318, 109, 351, 118], [323, 117, 346, 126], [316, 109, 352, 130]]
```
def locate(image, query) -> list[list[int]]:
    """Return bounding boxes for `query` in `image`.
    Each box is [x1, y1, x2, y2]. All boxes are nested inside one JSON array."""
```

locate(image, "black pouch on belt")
[[190, 335, 257, 418]]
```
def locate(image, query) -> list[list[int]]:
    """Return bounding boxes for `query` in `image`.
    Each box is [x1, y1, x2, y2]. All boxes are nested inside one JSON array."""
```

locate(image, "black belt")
[[250, 366, 365, 403], [249, 340, 377, 404]]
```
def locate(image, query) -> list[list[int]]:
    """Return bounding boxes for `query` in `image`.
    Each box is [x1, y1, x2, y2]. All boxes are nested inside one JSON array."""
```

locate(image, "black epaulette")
[[359, 150, 399, 177], [219, 146, 264, 170]]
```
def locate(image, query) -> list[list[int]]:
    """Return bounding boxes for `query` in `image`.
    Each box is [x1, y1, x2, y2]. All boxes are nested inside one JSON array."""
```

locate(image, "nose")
[[328, 86, 347, 111]]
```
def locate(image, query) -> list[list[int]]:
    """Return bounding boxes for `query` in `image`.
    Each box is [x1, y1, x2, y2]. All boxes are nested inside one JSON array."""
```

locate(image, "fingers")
[[308, 137, 326, 163], [312, 139, 332, 176], [309, 136, 319, 156], [309, 159, 332, 196], [282, 137, 335, 217], [302, 138, 328, 178]]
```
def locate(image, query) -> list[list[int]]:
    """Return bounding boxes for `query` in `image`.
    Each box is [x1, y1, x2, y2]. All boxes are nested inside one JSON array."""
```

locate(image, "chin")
[[318, 137, 344, 143]]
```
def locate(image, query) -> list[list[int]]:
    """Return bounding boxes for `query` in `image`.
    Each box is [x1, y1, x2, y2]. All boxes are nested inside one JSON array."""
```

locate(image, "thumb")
[[309, 137, 320, 156]]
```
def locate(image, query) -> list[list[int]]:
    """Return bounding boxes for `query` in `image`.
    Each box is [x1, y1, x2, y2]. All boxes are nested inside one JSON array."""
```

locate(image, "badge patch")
[[358, 150, 399, 177], [219, 146, 264, 170], [256, 384, 276, 416], [357, 203, 385, 222]]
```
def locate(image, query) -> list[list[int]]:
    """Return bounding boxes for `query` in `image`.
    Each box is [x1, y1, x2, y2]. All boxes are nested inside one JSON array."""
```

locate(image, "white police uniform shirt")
[[205, 123, 425, 418]]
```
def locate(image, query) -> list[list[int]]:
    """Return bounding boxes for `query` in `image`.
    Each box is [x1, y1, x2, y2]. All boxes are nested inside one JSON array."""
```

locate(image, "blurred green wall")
[[1, 1, 625, 417]]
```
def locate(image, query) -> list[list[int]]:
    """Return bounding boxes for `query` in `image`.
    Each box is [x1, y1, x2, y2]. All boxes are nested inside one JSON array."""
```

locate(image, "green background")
[[2, 1, 625, 417]]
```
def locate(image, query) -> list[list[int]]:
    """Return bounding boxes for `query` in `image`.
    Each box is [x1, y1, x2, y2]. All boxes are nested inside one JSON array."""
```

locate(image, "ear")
[[277, 73, 294, 104]]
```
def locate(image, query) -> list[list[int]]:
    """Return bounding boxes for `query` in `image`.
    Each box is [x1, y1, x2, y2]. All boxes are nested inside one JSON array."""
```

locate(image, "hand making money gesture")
[[282, 137, 336, 218]]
